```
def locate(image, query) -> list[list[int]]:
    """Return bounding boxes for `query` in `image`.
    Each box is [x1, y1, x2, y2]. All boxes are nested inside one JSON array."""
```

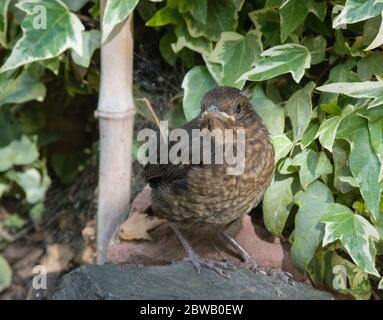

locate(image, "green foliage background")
[[1, 0, 383, 298]]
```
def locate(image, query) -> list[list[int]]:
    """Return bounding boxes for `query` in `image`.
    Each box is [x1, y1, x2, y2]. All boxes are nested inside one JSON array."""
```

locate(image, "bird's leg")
[[169, 223, 236, 279], [213, 226, 294, 285]]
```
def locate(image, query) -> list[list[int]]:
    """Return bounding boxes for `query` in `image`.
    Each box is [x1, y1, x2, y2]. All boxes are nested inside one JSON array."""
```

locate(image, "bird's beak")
[[207, 105, 219, 113]]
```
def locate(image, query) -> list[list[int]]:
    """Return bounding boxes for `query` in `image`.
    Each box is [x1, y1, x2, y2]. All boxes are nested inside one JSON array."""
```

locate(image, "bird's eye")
[[235, 103, 241, 113]]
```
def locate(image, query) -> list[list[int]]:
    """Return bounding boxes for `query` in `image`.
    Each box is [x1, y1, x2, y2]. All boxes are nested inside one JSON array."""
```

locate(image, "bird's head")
[[200, 86, 257, 130]]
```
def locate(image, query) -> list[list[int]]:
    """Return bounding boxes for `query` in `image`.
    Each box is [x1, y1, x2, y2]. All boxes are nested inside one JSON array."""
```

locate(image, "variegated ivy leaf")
[[336, 111, 382, 221], [321, 206, 380, 277], [178, 0, 207, 24], [182, 66, 216, 121], [251, 85, 284, 137], [0, 255, 12, 293], [333, 0, 383, 29], [248, 8, 280, 48], [291, 181, 334, 271], [0, 0, 11, 48], [171, 25, 212, 56], [292, 149, 333, 189], [272, 134, 293, 163], [0, 69, 46, 106], [285, 82, 315, 142], [146, 0, 181, 27], [71, 30, 101, 68], [184, 0, 238, 42], [62, 0, 89, 11], [317, 81, 383, 109], [316, 104, 354, 152], [263, 175, 294, 236], [239, 44, 311, 83], [209, 31, 262, 89], [102, 0, 139, 42], [0, 0, 84, 73], [379, 277, 383, 290], [365, 12, 383, 51], [279, 0, 327, 42]]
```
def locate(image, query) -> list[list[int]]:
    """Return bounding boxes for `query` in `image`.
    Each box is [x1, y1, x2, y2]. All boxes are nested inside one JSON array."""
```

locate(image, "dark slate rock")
[[53, 262, 333, 300]]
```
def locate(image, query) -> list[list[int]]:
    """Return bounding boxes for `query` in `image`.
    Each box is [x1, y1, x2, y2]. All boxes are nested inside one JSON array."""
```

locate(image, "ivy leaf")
[[337, 112, 382, 221], [291, 181, 334, 271], [317, 81, 383, 108], [285, 82, 315, 142], [365, 12, 383, 50], [239, 44, 311, 83], [62, 0, 89, 11], [250, 85, 284, 137], [302, 35, 327, 65], [357, 52, 383, 81], [0, 69, 46, 106], [0, 0, 84, 73], [263, 175, 294, 236], [333, 141, 355, 193], [301, 121, 319, 149], [249, 8, 280, 48], [6, 167, 51, 204], [209, 31, 262, 89], [272, 134, 293, 163], [182, 66, 216, 121], [0, 255, 12, 293], [102, 0, 139, 42], [321, 206, 380, 277], [316, 105, 354, 152], [0, 0, 11, 48], [292, 149, 333, 189], [184, 0, 238, 42], [0, 136, 39, 172], [333, 0, 383, 29], [280, 0, 327, 42], [71, 30, 101, 68], [379, 277, 383, 290], [171, 25, 212, 56], [178, 0, 207, 24], [146, 1, 181, 27]]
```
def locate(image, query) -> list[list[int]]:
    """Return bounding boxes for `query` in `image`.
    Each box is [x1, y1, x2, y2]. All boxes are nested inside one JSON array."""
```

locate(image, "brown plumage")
[[143, 86, 290, 280], [145, 86, 275, 226]]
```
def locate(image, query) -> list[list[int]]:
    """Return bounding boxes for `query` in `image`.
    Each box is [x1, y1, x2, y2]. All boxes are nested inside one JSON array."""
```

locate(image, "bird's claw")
[[185, 255, 235, 279]]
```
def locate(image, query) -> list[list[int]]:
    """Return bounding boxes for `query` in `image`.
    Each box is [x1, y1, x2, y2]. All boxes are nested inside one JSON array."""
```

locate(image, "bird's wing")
[[143, 116, 201, 188]]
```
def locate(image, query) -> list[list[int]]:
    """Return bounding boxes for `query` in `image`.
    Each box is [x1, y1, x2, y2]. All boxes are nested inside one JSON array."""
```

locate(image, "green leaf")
[[292, 149, 333, 189], [250, 85, 284, 137], [182, 66, 216, 121], [279, 0, 327, 42], [0, 0, 11, 48], [301, 121, 319, 149], [316, 105, 354, 152], [239, 44, 311, 83], [0, 0, 84, 73], [159, 31, 177, 66], [379, 277, 383, 290], [209, 31, 262, 89], [71, 30, 101, 68], [0, 255, 12, 293], [333, 141, 355, 193], [318, 81, 383, 108], [171, 25, 212, 56], [337, 112, 382, 221], [0, 136, 39, 172], [291, 181, 334, 271], [357, 52, 383, 81], [263, 175, 294, 236], [301, 35, 327, 65], [0, 69, 46, 106], [62, 0, 89, 11], [102, 0, 139, 42], [365, 12, 383, 50], [146, 2, 181, 27], [6, 167, 51, 204], [272, 134, 293, 163], [321, 206, 380, 276], [285, 82, 315, 141], [249, 8, 280, 48], [333, 0, 383, 29], [184, 0, 238, 42], [178, 0, 207, 24]]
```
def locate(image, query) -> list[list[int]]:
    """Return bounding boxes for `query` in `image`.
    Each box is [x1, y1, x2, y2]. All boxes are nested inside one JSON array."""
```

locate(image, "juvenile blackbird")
[[144, 86, 290, 281]]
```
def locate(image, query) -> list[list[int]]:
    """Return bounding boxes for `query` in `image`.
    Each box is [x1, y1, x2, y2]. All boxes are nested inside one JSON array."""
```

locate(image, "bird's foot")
[[185, 252, 236, 279], [244, 257, 294, 285]]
